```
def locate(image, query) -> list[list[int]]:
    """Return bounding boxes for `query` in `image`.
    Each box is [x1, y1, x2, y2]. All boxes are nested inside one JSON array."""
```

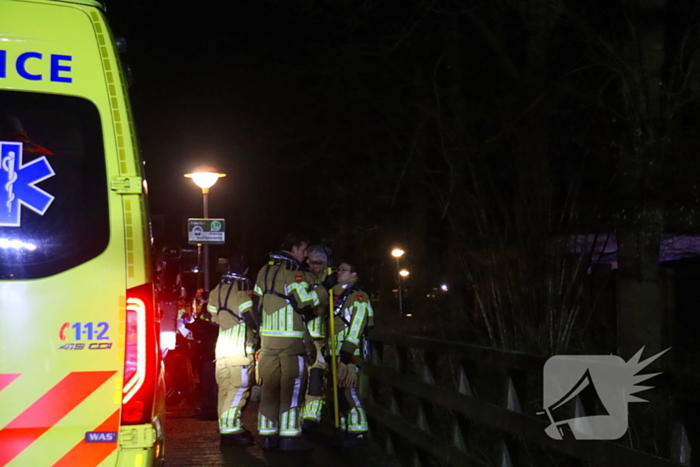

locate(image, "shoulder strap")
[[217, 281, 241, 321], [333, 283, 363, 325], [261, 258, 299, 309]]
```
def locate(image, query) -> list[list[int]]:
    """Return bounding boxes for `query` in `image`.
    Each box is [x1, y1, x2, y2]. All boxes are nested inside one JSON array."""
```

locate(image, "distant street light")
[[391, 248, 407, 316], [399, 269, 410, 277], [185, 165, 226, 291]]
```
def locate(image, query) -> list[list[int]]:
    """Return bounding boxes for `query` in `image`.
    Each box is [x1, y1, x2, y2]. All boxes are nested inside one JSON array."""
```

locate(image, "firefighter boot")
[[279, 435, 313, 452], [332, 431, 369, 448], [220, 429, 254, 447], [259, 435, 279, 450], [301, 418, 319, 435]]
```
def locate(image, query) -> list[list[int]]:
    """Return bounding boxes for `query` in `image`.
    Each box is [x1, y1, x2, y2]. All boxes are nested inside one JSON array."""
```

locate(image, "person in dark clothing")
[[186, 289, 219, 420]]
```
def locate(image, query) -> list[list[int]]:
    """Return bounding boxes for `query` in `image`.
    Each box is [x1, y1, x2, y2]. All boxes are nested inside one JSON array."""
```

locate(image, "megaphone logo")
[[541, 347, 668, 440]]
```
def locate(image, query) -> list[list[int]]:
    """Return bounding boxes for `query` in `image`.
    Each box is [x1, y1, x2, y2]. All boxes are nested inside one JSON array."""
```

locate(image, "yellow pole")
[[327, 266, 340, 428]]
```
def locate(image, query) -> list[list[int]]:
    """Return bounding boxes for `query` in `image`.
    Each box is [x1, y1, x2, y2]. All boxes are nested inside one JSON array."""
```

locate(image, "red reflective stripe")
[[0, 371, 115, 467], [0, 374, 20, 392], [53, 410, 120, 467]]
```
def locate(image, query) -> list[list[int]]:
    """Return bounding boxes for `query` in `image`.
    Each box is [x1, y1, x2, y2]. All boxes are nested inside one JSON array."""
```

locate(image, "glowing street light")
[[399, 269, 410, 277], [391, 247, 408, 316], [184, 165, 226, 291], [184, 165, 226, 193], [391, 248, 405, 258]]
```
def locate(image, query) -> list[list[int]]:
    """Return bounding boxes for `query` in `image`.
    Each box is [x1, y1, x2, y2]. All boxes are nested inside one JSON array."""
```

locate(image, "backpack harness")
[[216, 272, 251, 323], [259, 252, 305, 315], [331, 282, 373, 359], [217, 272, 255, 357]]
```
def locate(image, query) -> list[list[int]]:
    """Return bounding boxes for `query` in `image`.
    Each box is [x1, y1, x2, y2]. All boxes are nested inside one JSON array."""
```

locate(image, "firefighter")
[[300, 244, 330, 433], [253, 234, 336, 451], [328, 260, 374, 447], [207, 256, 257, 446]]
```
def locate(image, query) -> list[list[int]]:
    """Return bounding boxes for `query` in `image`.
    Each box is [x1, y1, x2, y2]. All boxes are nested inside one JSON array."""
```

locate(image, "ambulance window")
[[0, 90, 109, 279]]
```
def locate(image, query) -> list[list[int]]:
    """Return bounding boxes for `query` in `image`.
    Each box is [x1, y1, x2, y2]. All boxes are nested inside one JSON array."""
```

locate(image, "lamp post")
[[391, 248, 405, 316], [185, 165, 225, 291], [399, 269, 410, 316]]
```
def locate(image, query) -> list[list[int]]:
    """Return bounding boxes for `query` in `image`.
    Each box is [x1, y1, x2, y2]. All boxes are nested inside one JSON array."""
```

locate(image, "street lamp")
[[185, 165, 226, 291], [391, 248, 406, 316], [391, 248, 405, 259]]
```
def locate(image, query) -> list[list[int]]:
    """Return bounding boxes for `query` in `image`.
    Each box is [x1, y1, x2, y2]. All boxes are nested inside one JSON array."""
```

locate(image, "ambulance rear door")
[[0, 1, 135, 465]]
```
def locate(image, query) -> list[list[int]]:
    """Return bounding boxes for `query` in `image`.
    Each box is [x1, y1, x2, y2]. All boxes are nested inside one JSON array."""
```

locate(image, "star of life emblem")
[[0, 141, 55, 227]]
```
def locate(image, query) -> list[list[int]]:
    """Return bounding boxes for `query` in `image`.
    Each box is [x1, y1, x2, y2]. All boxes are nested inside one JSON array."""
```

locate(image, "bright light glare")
[[441, 284, 449, 292], [0, 238, 37, 251], [189, 172, 221, 189], [184, 166, 226, 189], [399, 269, 410, 277], [391, 248, 405, 258], [405, 313, 413, 317]]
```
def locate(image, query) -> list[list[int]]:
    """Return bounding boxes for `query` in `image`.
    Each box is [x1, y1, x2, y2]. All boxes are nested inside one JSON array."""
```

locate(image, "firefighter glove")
[[321, 273, 338, 291], [341, 363, 357, 388], [298, 305, 316, 321], [336, 362, 348, 385]]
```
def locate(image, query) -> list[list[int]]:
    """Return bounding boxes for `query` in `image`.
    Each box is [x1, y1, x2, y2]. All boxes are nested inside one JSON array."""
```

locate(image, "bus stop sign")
[[188, 218, 225, 244]]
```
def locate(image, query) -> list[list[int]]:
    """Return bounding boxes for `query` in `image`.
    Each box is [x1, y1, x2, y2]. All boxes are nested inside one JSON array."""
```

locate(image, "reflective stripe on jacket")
[[329, 279, 374, 356], [254, 251, 328, 350]]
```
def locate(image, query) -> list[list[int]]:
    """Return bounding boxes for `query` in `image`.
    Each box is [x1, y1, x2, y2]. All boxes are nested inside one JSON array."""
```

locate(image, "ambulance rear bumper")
[[116, 418, 165, 467]]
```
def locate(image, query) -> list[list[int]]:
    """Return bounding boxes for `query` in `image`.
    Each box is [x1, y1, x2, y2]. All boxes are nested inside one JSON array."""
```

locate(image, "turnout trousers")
[[338, 384, 369, 433], [215, 355, 255, 434], [301, 363, 369, 433], [257, 347, 307, 437], [301, 340, 326, 423], [300, 370, 325, 423]]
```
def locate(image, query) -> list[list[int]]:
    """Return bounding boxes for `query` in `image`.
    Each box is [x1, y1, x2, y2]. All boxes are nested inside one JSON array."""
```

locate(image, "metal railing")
[[361, 330, 694, 467]]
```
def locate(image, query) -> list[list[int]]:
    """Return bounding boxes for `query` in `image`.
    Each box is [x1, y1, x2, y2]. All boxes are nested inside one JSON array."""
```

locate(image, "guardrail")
[[361, 330, 694, 467]]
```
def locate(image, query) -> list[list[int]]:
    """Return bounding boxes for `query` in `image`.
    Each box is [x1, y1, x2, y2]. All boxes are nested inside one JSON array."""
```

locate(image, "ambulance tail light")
[[122, 283, 157, 424]]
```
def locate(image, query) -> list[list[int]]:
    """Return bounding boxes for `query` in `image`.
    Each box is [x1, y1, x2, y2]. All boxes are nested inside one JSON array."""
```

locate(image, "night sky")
[[105, 1, 700, 292], [108, 1, 369, 262]]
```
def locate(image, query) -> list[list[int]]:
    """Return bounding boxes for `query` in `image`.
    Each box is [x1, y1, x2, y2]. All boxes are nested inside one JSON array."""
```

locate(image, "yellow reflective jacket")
[[254, 251, 329, 352], [304, 270, 326, 339], [329, 277, 374, 357], [208, 276, 255, 361]]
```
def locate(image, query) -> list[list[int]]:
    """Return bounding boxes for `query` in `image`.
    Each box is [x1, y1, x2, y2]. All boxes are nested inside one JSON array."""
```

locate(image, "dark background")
[[104, 1, 700, 354], [100, 5, 700, 462], [107, 1, 375, 264]]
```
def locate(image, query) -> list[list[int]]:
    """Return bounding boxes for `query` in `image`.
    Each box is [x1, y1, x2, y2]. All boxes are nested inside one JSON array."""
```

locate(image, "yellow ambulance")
[[0, 1, 165, 466]]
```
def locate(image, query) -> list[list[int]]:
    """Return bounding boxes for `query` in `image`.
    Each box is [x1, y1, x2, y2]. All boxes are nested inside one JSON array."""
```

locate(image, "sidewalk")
[[163, 396, 400, 467]]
